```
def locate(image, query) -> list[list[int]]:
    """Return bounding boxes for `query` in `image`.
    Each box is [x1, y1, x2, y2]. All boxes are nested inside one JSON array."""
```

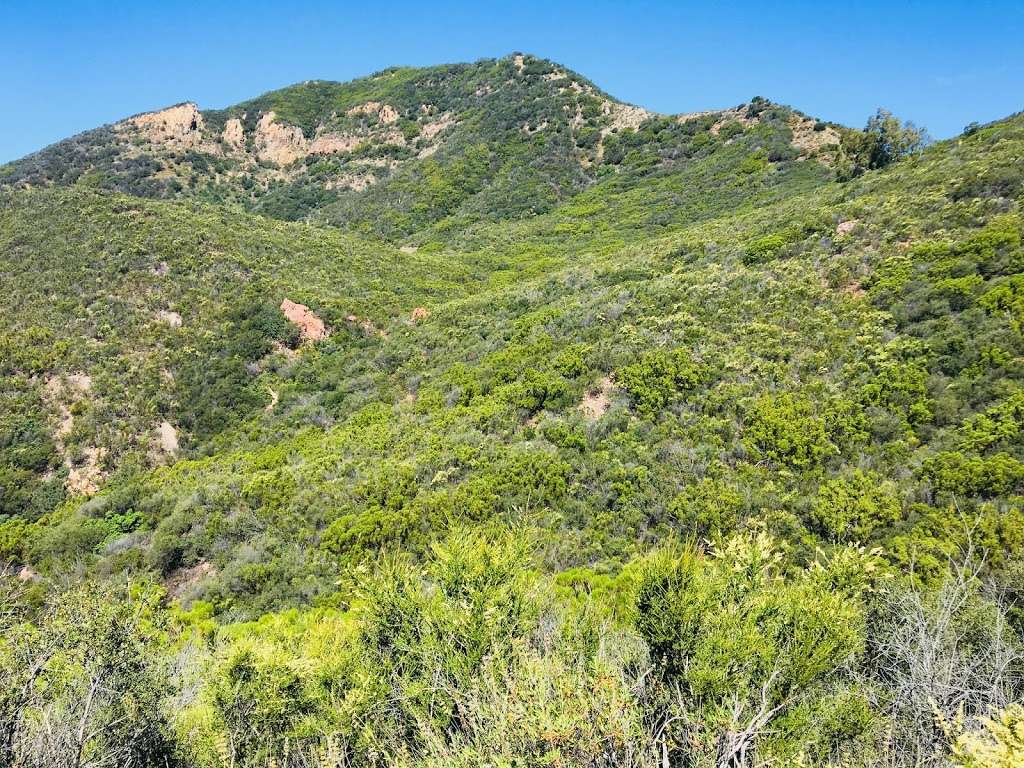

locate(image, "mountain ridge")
[[1, 53, 847, 239]]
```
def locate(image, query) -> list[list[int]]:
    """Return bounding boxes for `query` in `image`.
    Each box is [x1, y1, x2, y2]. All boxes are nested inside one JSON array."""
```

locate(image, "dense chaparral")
[[1, 54, 1023, 767]]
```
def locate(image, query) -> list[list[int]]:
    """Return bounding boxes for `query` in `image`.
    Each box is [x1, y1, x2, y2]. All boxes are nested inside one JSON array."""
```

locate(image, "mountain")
[[1, 54, 845, 240], [1, 54, 1023, 768]]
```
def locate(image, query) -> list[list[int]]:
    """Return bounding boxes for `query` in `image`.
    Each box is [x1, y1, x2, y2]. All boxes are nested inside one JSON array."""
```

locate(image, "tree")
[[840, 109, 929, 178]]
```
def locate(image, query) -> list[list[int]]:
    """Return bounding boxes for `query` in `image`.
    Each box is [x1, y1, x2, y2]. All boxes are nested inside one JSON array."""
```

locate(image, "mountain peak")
[[2, 55, 850, 235]]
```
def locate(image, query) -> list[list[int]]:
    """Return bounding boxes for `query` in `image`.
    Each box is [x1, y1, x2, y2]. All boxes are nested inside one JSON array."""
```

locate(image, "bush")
[[635, 534, 868, 763], [744, 393, 834, 469], [668, 476, 743, 538], [617, 348, 706, 416], [812, 470, 901, 542]]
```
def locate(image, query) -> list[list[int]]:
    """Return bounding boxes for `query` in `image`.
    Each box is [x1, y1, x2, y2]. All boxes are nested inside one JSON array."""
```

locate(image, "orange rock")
[[281, 299, 327, 342]]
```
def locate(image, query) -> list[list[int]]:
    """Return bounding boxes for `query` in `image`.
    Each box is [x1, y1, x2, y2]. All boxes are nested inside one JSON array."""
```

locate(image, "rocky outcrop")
[[347, 101, 400, 124], [602, 101, 654, 132], [125, 103, 205, 147], [789, 115, 842, 159], [222, 117, 245, 150], [281, 298, 327, 341], [255, 112, 309, 165], [309, 132, 363, 155]]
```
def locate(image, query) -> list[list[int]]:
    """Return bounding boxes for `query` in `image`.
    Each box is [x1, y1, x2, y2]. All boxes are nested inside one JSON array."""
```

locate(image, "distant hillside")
[[0, 54, 845, 241]]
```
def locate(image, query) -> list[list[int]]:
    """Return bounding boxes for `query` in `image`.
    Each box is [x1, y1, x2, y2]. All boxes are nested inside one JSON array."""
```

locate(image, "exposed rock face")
[[222, 117, 245, 150], [602, 101, 654, 132], [281, 298, 327, 341], [347, 101, 400, 124], [789, 115, 842, 159], [594, 102, 656, 161], [255, 112, 309, 165], [309, 132, 363, 155], [125, 103, 205, 147]]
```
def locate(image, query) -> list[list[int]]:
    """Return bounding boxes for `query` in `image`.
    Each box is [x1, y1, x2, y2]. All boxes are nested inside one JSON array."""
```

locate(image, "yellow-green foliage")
[[944, 705, 1024, 768]]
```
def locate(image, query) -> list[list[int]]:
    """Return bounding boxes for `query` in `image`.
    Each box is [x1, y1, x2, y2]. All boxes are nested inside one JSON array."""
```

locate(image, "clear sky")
[[3, 0, 1023, 163]]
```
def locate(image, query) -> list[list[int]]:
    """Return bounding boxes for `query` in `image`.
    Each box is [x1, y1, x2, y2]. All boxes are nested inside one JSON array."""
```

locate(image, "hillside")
[[2, 56, 1023, 768], [0, 54, 843, 241]]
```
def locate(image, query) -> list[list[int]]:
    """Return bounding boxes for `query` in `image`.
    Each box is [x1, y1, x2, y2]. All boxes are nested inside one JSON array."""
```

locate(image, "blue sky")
[[3, 0, 1023, 163]]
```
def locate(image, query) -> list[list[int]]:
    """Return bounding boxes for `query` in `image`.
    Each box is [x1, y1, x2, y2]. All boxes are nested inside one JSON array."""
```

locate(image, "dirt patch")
[[157, 310, 182, 328], [346, 314, 388, 339], [579, 376, 614, 420], [271, 341, 299, 360], [43, 373, 91, 442], [157, 421, 179, 454], [165, 560, 216, 600], [66, 373, 92, 394], [835, 219, 859, 236], [842, 281, 867, 299], [332, 172, 377, 192], [67, 446, 106, 496], [420, 114, 454, 141], [281, 299, 327, 342]]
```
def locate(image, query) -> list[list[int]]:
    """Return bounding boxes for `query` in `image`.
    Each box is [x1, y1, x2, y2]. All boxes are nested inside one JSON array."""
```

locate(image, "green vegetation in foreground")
[[1, 57, 1023, 767]]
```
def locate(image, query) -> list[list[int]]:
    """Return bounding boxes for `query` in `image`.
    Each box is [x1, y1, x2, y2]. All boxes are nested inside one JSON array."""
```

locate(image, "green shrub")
[[617, 348, 706, 416], [812, 470, 901, 542], [744, 393, 834, 469], [635, 534, 868, 762]]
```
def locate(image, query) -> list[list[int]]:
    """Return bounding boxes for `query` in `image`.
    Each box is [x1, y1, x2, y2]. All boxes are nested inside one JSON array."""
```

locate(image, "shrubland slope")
[[1, 57, 1023, 768]]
